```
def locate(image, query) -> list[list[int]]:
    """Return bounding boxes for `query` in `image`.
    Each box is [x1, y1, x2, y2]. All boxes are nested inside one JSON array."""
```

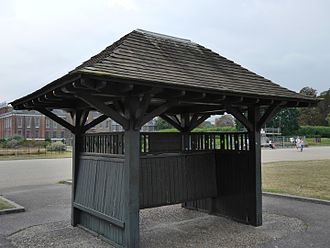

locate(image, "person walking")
[[300, 139, 305, 152], [296, 137, 301, 150]]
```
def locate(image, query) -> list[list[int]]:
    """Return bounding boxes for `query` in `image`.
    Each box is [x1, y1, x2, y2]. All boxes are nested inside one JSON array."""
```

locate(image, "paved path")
[[0, 158, 71, 190], [262, 146, 330, 163], [1, 185, 329, 247]]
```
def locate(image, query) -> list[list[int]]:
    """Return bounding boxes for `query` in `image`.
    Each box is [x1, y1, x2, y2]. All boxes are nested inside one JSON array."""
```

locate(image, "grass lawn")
[[0, 151, 72, 161], [0, 198, 14, 210], [262, 159, 330, 200]]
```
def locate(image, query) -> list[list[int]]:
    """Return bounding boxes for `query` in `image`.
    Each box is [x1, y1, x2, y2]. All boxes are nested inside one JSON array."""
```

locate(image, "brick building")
[[0, 102, 69, 140], [0, 103, 155, 141]]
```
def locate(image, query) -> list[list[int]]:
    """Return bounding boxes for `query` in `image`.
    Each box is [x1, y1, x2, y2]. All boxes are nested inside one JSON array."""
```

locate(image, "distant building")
[[0, 102, 69, 141], [0, 103, 156, 141], [86, 111, 156, 132]]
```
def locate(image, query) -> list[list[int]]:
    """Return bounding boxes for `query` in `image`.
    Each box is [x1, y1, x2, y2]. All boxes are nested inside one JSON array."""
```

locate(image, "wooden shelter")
[[11, 29, 317, 247]]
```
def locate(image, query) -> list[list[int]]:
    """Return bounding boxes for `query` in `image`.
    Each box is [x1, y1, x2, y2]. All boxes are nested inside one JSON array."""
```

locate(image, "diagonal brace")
[[75, 92, 129, 129], [227, 105, 253, 132], [257, 102, 285, 130], [82, 115, 108, 133], [36, 108, 75, 133]]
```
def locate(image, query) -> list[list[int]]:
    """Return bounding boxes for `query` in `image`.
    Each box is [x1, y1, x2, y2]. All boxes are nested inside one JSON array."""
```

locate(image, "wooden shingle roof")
[[72, 29, 312, 101], [11, 29, 317, 111]]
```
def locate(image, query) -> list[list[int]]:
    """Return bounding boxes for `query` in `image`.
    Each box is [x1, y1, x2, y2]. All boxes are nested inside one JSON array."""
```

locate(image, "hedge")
[[297, 126, 330, 138]]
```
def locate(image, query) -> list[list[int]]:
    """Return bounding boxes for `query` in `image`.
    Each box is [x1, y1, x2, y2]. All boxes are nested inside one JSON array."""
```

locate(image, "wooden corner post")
[[247, 105, 262, 226], [123, 122, 140, 247], [71, 109, 85, 226]]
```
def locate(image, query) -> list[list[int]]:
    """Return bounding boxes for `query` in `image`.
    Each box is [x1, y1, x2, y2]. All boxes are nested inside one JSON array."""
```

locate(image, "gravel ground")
[[8, 205, 305, 248]]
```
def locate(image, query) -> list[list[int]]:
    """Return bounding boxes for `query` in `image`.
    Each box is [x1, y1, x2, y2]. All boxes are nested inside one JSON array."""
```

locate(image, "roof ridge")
[[135, 29, 192, 44]]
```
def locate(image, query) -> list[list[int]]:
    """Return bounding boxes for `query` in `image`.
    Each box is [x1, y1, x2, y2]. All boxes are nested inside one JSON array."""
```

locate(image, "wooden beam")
[[188, 114, 210, 131], [135, 100, 178, 129], [160, 114, 184, 131], [226, 105, 253, 132], [257, 102, 285, 130], [82, 115, 108, 133], [75, 92, 129, 129], [80, 110, 89, 126], [136, 93, 152, 120], [36, 108, 75, 133]]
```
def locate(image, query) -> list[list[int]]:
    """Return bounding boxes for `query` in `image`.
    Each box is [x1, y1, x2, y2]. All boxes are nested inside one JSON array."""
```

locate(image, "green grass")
[[0, 198, 14, 210], [262, 160, 330, 200], [306, 138, 330, 146], [0, 151, 72, 161]]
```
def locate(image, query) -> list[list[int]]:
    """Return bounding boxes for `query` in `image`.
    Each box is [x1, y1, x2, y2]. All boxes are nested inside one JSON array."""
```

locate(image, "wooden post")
[[72, 110, 82, 226], [124, 123, 140, 247], [247, 105, 262, 226]]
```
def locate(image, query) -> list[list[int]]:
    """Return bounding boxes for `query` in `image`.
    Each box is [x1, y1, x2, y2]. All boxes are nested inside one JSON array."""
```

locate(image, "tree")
[[198, 120, 213, 129], [318, 89, 330, 126], [298, 87, 323, 125], [266, 108, 299, 135], [215, 114, 235, 127], [326, 113, 330, 126], [155, 117, 173, 130]]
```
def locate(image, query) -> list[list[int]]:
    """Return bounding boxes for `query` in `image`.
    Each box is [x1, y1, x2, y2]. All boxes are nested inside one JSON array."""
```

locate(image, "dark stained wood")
[[257, 102, 284, 130], [75, 92, 129, 129], [36, 107, 75, 133], [140, 152, 217, 208], [82, 115, 108, 133], [72, 110, 83, 226], [247, 105, 262, 226], [9, 29, 319, 248], [226, 105, 253, 131], [123, 127, 140, 247]]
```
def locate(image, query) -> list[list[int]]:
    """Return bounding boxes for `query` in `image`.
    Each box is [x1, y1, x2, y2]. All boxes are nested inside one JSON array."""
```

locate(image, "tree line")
[[267, 87, 330, 135]]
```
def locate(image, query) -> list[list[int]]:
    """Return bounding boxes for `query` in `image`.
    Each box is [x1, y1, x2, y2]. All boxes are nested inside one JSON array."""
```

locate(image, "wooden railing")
[[82, 132, 249, 155], [82, 132, 124, 154]]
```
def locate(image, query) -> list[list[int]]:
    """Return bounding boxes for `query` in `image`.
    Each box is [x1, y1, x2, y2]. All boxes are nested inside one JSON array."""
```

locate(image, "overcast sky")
[[1, 0, 329, 103]]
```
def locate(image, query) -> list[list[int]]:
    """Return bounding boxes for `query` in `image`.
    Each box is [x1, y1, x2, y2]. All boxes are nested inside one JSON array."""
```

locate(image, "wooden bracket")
[[75, 92, 129, 129], [36, 108, 75, 133], [82, 115, 108, 133], [134, 100, 178, 129], [257, 102, 285, 130], [188, 113, 210, 131], [226, 105, 253, 132], [160, 114, 184, 131]]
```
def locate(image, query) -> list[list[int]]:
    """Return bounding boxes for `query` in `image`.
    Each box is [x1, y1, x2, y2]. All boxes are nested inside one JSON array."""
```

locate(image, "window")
[[26, 130, 30, 138], [53, 131, 57, 138], [17, 130, 22, 135], [35, 117, 39, 128], [5, 118, 12, 129], [45, 131, 49, 139], [53, 121, 57, 128], [26, 117, 31, 128], [17, 117, 22, 128], [46, 118, 51, 128], [61, 131, 65, 138], [35, 130, 39, 138]]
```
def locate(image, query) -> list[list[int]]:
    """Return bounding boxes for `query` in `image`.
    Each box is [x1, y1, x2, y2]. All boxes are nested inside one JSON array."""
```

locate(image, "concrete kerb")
[[263, 192, 330, 206], [0, 196, 25, 215], [61, 179, 72, 185]]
